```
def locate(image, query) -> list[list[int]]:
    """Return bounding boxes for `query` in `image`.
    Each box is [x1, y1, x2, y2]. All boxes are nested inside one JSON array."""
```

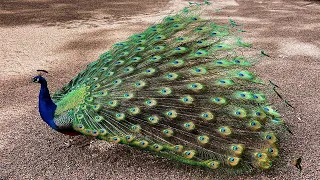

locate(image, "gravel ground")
[[1, 0, 319, 179]]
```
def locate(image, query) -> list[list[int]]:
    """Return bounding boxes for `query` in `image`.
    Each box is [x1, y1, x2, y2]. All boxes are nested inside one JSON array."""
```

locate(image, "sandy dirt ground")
[[1, 0, 320, 179]]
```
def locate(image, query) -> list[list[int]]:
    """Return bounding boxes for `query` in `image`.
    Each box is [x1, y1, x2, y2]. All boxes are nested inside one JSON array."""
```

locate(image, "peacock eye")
[[33, 77, 40, 82]]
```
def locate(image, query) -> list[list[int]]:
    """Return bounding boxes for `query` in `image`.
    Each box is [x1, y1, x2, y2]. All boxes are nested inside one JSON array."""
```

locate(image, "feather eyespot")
[[136, 47, 145, 51], [106, 72, 114, 76], [115, 113, 125, 121], [269, 148, 274, 153], [113, 79, 122, 85], [183, 122, 195, 131], [250, 120, 262, 130], [139, 140, 149, 148], [181, 96, 193, 104], [80, 105, 87, 110], [228, 157, 240, 166], [207, 161, 219, 169], [165, 110, 177, 118], [123, 93, 134, 99], [201, 111, 214, 121], [129, 107, 140, 115], [152, 144, 163, 152], [108, 100, 118, 107], [86, 97, 94, 102], [145, 99, 157, 107], [219, 126, 231, 136], [165, 73, 178, 80], [263, 132, 277, 144], [254, 152, 268, 161], [162, 129, 173, 137], [94, 115, 104, 122], [75, 124, 85, 131], [131, 125, 141, 133], [115, 60, 124, 65], [110, 136, 121, 144], [188, 83, 203, 91], [125, 135, 134, 142], [148, 115, 159, 124], [174, 145, 183, 152], [197, 135, 209, 144], [134, 81, 146, 88], [99, 129, 107, 136], [144, 68, 156, 75], [183, 150, 195, 159], [124, 67, 134, 73], [131, 57, 141, 62], [233, 108, 247, 118], [159, 87, 172, 95]]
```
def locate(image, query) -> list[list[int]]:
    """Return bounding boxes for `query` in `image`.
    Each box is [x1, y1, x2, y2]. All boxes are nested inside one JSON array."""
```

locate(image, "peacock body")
[[33, 5, 291, 175]]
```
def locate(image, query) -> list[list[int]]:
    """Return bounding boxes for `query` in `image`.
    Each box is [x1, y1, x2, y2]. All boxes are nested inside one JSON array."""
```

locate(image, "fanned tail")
[[52, 5, 291, 175]]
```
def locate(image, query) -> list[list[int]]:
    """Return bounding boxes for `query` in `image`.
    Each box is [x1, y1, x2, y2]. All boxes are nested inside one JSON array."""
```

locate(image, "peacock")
[[32, 4, 298, 175]]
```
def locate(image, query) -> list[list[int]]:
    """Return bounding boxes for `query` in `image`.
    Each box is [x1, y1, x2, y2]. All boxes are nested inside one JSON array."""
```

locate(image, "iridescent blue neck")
[[38, 78, 58, 130]]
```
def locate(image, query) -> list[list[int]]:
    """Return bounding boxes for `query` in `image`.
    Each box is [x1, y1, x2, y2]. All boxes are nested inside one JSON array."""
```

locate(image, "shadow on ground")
[[0, 0, 169, 27]]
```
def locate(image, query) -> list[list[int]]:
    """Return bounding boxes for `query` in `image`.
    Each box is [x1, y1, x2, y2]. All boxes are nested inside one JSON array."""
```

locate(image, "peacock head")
[[32, 70, 48, 83], [32, 76, 46, 83]]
